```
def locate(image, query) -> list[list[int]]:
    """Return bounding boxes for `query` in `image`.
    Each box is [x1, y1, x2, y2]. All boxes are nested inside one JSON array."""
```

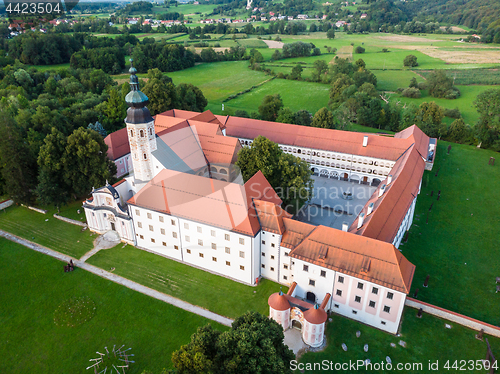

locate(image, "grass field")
[[0, 238, 226, 374], [87, 244, 285, 319], [0, 204, 94, 259], [301, 308, 500, 373], [401, 141, 500, 326]]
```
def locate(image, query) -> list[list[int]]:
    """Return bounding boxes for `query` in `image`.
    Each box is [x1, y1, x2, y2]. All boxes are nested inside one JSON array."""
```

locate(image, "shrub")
[[404, 54, 418, 67], [382, 48, 389, 53], [418, 82, 428, 90], [355, 46, 365, 54], [444, 107, 461, 119], [401, 87, 421, 98]]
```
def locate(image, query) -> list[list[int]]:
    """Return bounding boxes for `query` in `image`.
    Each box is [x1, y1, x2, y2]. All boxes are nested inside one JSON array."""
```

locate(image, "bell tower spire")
[[125, 59, 157, 182]]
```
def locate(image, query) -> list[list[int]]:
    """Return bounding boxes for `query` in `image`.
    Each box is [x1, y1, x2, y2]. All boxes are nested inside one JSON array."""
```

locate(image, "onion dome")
[[303, 303, 328, 325], [268, 290, 291, 311], [124, 59, 153, 124]]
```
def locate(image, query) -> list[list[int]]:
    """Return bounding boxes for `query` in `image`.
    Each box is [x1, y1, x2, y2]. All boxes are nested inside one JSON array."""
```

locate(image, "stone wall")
[[0, 199, 13, 210], [53, 214, 87, 227], [406, 297, 500, 338]]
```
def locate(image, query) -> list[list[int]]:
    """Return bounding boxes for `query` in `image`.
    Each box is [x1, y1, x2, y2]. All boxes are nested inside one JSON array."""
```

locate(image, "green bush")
[[355, 46, 365, 54], [401, 87, 421, 98]]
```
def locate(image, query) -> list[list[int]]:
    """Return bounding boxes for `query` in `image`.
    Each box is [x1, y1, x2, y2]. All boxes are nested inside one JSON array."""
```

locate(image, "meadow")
[[0, 238, 227, 374]]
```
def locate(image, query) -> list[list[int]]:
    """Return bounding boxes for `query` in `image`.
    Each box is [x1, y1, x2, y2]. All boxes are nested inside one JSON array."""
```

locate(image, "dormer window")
[[140, 129, 144, 137]]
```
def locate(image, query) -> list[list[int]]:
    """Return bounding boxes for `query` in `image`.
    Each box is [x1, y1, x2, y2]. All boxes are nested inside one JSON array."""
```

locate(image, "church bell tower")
[[125, 59, 157, 182]]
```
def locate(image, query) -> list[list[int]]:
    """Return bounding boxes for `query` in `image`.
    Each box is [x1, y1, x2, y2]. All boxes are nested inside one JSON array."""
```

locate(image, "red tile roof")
[[348, 146, 425, 243], [104, 128, 130, 160], [127, 169, 281, 236], [303, 304, 328, 324], [253, 200, 292, 235], [268, 292, 291, 311]]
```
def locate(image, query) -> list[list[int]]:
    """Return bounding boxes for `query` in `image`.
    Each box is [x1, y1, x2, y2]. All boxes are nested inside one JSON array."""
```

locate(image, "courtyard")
[[295, 175, 376, 230]]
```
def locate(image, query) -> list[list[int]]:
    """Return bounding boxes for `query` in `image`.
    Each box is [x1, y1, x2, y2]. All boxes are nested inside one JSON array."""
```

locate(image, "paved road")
[[0, 229, 234, 327]]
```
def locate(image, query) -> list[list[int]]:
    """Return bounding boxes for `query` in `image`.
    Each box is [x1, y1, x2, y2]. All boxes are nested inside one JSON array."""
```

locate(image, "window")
[[186, 249, 191, 254], [303, 265, 309, 272], [162, 242, 166, 246], [270, 267, 275, 271], [137, 222, 142, 228], [159, 216, 164, 223], [369, 301, 376, 308], [212, 257, 217, 262], [387, 292, 394, 300], [184, 223, 189, 229], [226, 261, 230, 266], [198, 239, 203, 246], [185, 236, 190, 242], [355, 296, 361, 303], [143, 153, 147, 160], [225, 234, 230, 241], [211, 230, 216, 237], [262, 264, 265, 269], [352, 310, 357, 315], [336, 289, 342, 296], [271, 243, 275, 248], [173, 232, 177, 238], [372, 287, 379, 295], [284, 264, 288, 270], [140, 129, 144, 137], [240, 265, 245, 270], [147, 213, 152, 219], [130, 130, 134, 138], [225, 247, 230, 254], [174, 245, 179, 250], [171, 219, 176, 225], [383, 306, 391, 313], [239, 238, 245, 245], [135, 209, 140, 216], [338, 276, 344, 283], [261, 252, 265, 257], [262, 240, 266, 245], [320, 270, 326, 278], [357, 282, 364, 290], [283, 275, 288, 280], [199, 253, 204, 258], [381, 321, 386, 325], [160, 228, 165, 235], [149, 225, 154, 232], [309, 279, 316, 286], [197, 226, 202, 233], [334, 304, 339, 308], [239, 251, 245, 258], [285, 252, 289, 257], [271, 255, 275, 260], [211, 243, 216, 250]]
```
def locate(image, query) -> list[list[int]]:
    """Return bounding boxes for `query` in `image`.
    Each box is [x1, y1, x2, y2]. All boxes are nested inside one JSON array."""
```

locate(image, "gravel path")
[[0, 229, 234, 327]]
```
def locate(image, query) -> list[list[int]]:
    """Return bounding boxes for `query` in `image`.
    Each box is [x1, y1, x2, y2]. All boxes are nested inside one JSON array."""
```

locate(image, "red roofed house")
[[84, 62, 435, 340]]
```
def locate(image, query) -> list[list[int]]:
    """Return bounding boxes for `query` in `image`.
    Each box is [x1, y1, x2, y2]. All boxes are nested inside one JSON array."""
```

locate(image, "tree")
[[258, 94, 284, 122], [327, 28, 335, 39], [289, 64, 303, 80], [427, 70, 460, 99], [63, 128, 116, 197], [294, 110, 312, 127], [354, 46, 365, 54], [35, 129, 71, 211], [176, 83, 208, 112], [172, 312, 294, 374], [447, 119, 473, 144], [276, 107, 294, 124], [88, 121, 107, 137], [409, 77, 418, 88], [236, 136, 313, 213], [99, 86, 128, 132], [415, 102, 446, 138], [142, 69, 178, 115], [401, 87, 421, 98], [473, 88, 500, 149], [403, 54, 418, 67], [311, 107, 334, 129]]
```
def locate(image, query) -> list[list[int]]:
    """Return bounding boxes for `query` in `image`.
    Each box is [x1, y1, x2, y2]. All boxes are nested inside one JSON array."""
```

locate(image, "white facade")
[[126, 119, 157, 181]]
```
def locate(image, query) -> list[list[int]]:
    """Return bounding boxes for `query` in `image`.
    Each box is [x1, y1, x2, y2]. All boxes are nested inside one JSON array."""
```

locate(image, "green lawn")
[[375, 70, 425, 92], [223, 78, 330, 114], [0, 204, 94, 259], [0, 238, 226, 374], [301, 308, 500, 373], [401, 141, 500, 326], [87, 244, 285, 319]]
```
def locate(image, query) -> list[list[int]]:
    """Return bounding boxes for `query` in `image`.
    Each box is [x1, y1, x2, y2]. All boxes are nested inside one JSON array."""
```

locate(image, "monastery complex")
[[85, 64, 436, 347]]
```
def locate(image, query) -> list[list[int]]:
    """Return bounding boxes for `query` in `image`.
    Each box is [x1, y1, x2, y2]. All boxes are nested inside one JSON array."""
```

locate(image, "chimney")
[[378, 184, 386, 198], [367, 202, 374, 215], [387, 174, 393, 185], [357, 213, 365, 229], [342, 222, 349, 232], [362, 136, 368, 147]]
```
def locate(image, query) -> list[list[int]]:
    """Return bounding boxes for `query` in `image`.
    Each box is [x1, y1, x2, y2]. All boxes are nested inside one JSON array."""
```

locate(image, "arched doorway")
[[341, 173, 349, 181], [306, 291, 316, 303], [372, 178, 381, 187], [292, 320, 302, 330]]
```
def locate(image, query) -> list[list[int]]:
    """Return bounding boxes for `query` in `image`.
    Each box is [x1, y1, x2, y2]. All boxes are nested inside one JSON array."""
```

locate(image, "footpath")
[[0, 229, 234, 327]]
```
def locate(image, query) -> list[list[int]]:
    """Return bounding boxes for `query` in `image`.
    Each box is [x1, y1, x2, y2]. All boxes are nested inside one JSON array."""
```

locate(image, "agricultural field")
[[0, 239, 225, 374]]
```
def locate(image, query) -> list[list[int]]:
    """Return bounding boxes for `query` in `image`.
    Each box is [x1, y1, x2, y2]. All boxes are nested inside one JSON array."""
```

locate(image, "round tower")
[[125, 59, 157, 182]]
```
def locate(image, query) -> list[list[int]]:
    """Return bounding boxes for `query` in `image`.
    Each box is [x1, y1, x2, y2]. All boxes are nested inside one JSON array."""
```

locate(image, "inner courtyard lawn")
[[87, 244, 286, 319], [401, 141, 500, 326], [0, 238, 227, 374], [301, 308, 500, 374]]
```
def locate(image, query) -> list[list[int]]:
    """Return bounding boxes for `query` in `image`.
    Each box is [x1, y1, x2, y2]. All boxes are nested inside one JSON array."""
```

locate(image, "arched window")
[[130, 130, 134, 138], [143, 153, 147, 160], [140, 130, 144, 138], [149, 128, 152, 136]]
